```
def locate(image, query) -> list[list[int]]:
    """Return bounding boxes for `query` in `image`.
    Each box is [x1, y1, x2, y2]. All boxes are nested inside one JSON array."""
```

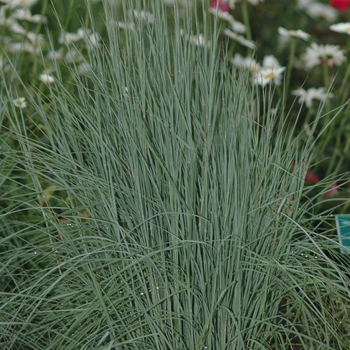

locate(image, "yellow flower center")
[[264, 71, 276, 79]]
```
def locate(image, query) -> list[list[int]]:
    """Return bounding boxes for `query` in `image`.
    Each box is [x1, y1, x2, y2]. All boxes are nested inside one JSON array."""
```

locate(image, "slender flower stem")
[[322, 61, 331, 113], [339, 37, 350, 104], [285, 38, 296, 94], [32, 0, 48, 76], [241, 0, 252, 56], [303, 107, 313, 127], [326, 102, 350, 176], [317, 102, 349, 174], [340, 61, 350, 104], [322, 61, 329, 92]]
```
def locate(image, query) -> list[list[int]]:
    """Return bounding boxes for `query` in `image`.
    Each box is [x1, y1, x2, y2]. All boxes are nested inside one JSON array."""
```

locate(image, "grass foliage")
[[1, 1, 350, 349]]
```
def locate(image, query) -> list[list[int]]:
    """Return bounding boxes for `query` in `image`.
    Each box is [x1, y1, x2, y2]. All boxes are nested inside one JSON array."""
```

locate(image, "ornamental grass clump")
[[1, 1, 350, 349]]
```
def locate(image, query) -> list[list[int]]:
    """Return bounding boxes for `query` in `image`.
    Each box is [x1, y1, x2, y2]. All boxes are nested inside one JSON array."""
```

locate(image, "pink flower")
[[326, 182, 338, 197], [330, 0, 350, 11], [291, 163, 319, 184], [305, 170, 319, 184], [210, 0, 230, 12]]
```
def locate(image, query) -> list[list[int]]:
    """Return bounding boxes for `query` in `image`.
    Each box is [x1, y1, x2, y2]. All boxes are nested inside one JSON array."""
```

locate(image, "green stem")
[[326, 102, 350, 176], [241, 0, 252, 56], [317, 117, 334, 163], [227, 41, 237, 59], [322, 61, 329, 91], [340, 61, 350, 104], [285, 38, 296, 94], [32, 0, 48, 76], [63, 0, 76, 31], [322, 61, 332, 114], [275, 84, 283, 101], [303, 107, 313, 127], [339, 37, 350, 104]]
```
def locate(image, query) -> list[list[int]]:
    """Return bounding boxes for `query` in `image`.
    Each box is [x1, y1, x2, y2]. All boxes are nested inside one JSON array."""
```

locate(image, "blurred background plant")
[[209, 0, 350, 214], [1, 0, 350, 349]]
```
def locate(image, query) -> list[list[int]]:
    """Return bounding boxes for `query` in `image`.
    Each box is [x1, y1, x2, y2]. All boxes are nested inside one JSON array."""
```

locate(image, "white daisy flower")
[[47, 48, 63, 60], [261, 55, 282, 70], [78, 62, 92, 75], [129, 10, 155, 24], [292, 87, 334, 108], [295, 0, 314, 10], [230, 54, 260, 74], [254, 55, 285, 86], [115, 21, 135, 31], [13, 97, 27, 109], [301, 43, 346, 70], [59, 28, 86, 45], [9, 42, 40, 54], [86, 32, 101, 48], [223, 28, 255, 49], [12, 8, 47, 23], [306, 3, 338, 22], [330, 22, 350, 35], [232, 54, 285, 86], [188, 34, 209, 47], [2, 0, 38, 8], [295, 0, 338, 21], [254, 67, 285, 86], [209, 8, 246, 34], [9, 21, 26, 35], [278, 27, 310, 41], [180, 29, 210, 47], [39, 73, 55, 84], [64, 48, 84, 63], [26, 32, 45, 44]]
